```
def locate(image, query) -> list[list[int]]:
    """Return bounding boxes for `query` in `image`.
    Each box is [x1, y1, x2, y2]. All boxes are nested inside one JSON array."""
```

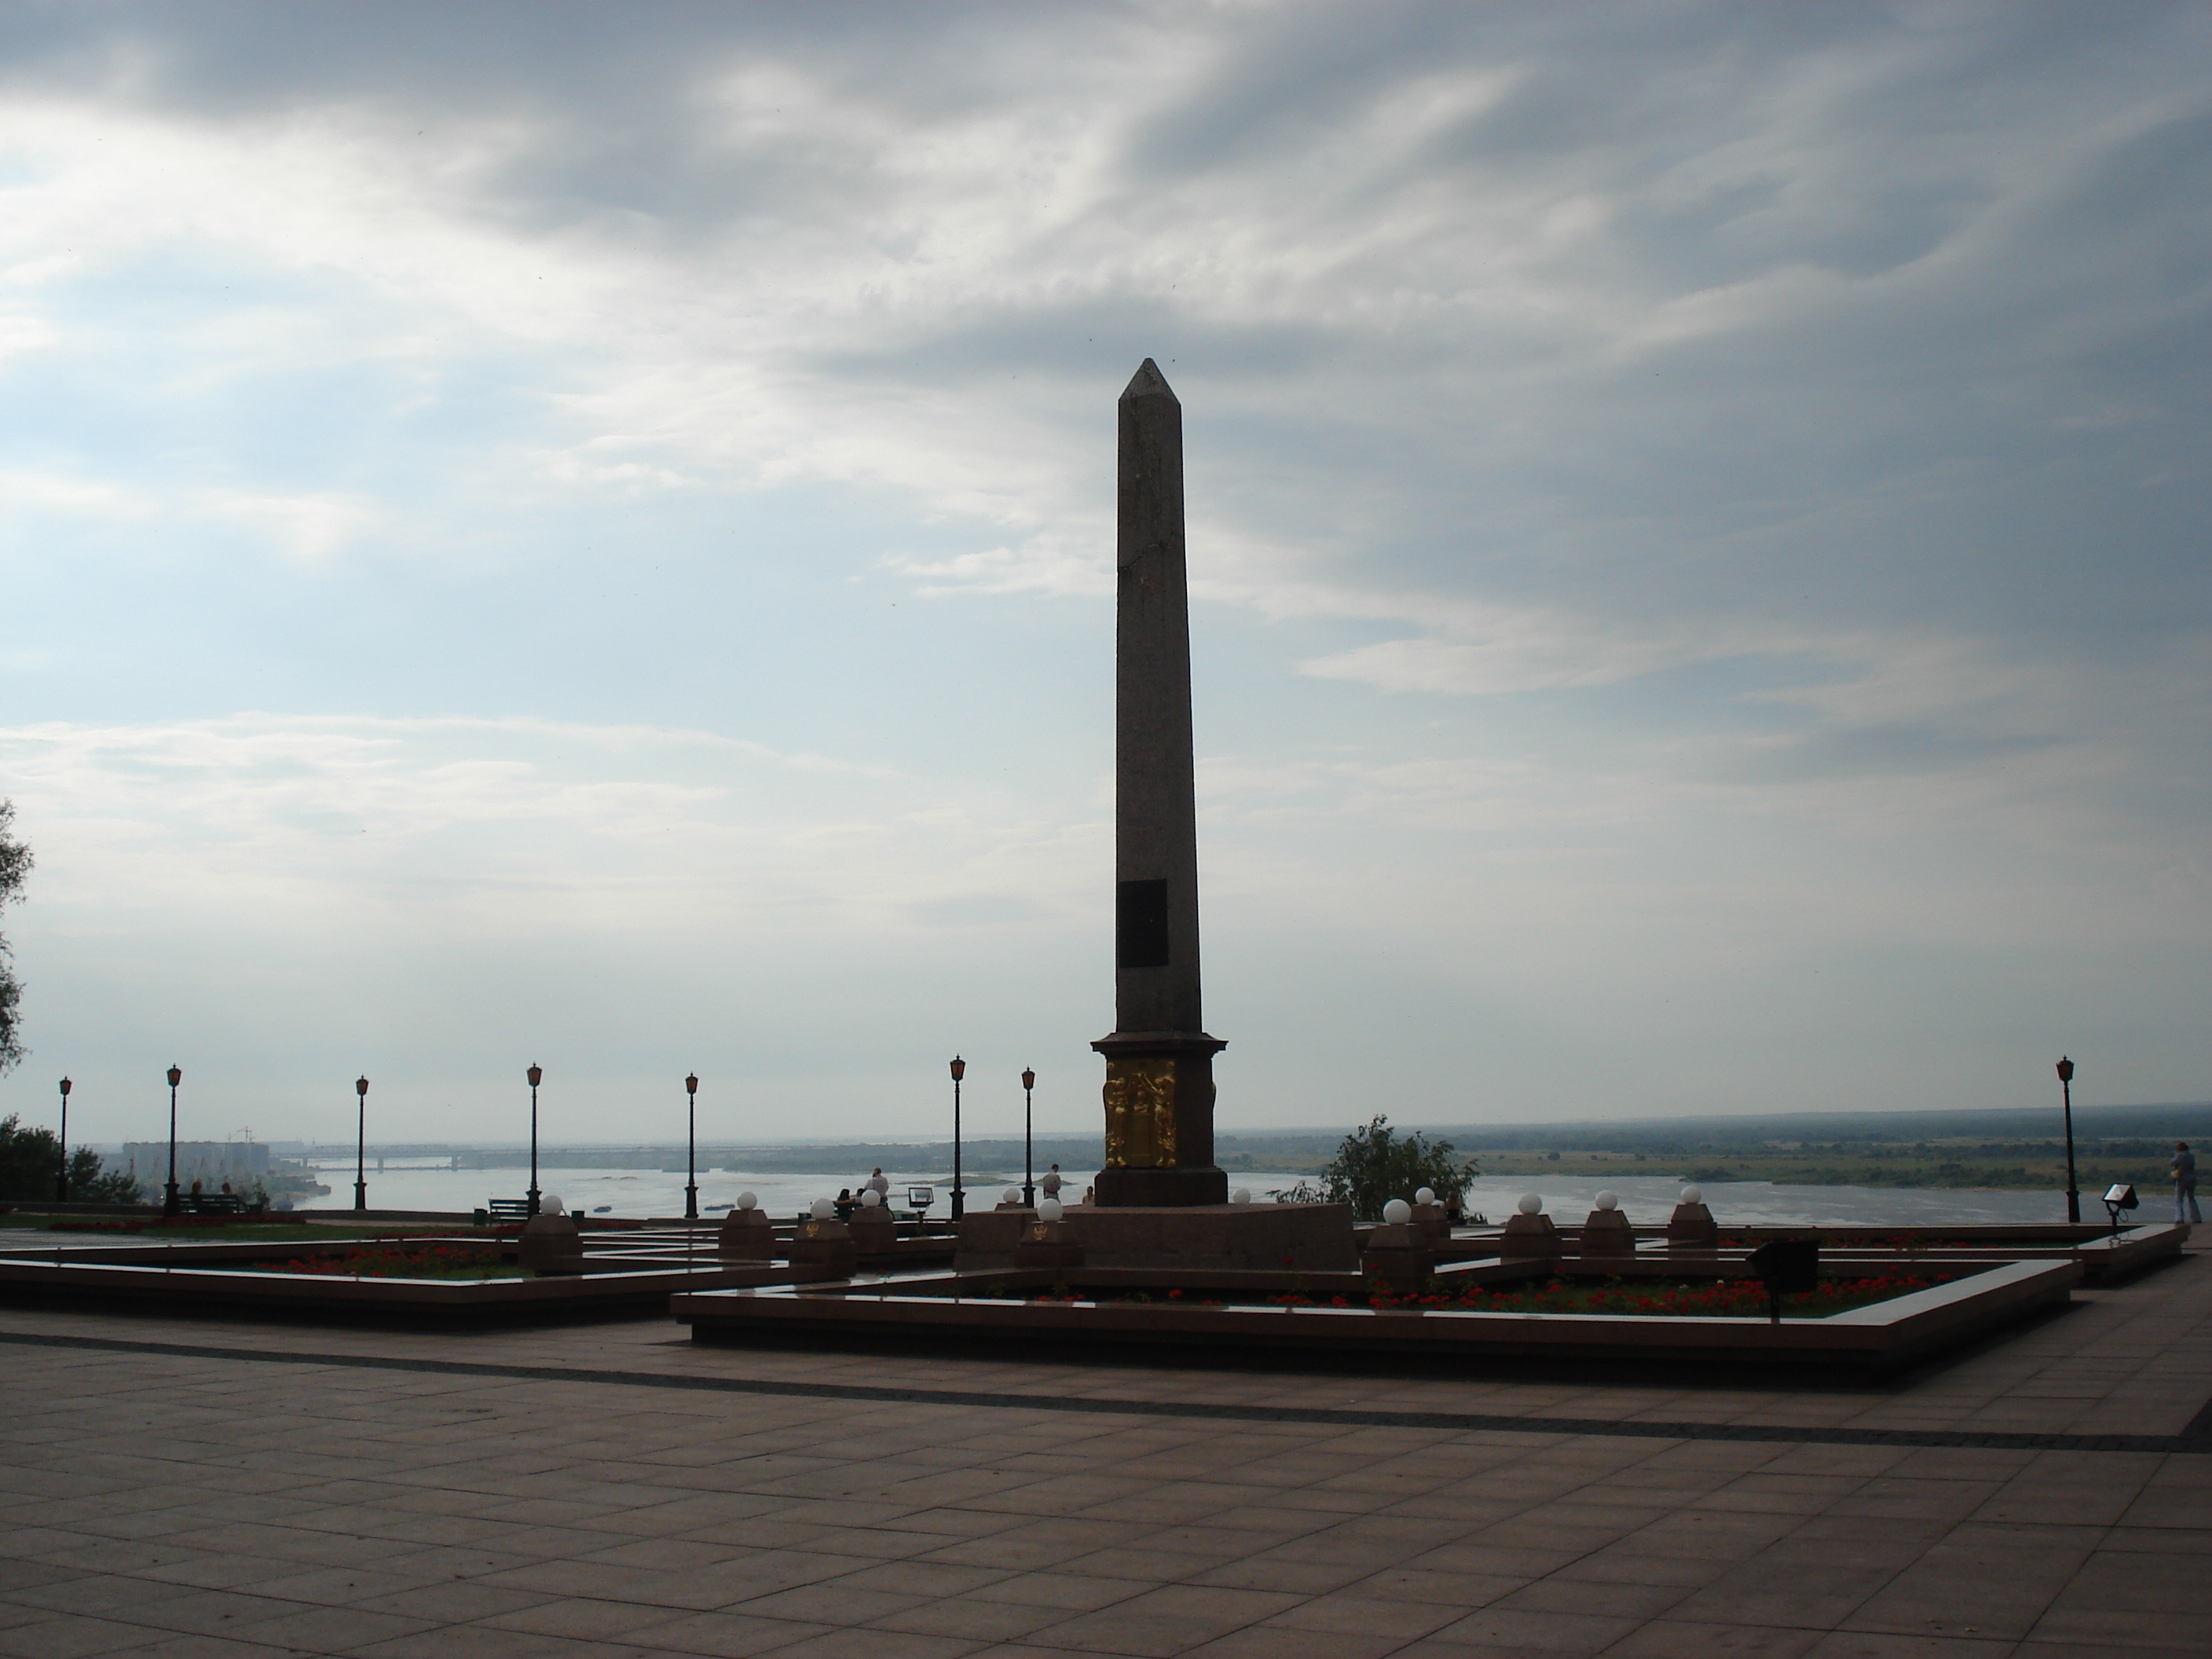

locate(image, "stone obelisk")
[[1092, 360, 1229, 1207]]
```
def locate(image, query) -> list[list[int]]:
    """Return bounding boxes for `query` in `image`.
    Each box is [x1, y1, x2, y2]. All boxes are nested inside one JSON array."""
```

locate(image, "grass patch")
[[3, 1216, 495, 1241]]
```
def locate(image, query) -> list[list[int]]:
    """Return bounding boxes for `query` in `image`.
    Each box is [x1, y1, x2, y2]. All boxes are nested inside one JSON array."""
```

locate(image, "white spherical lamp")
[[1037, 1197, 1064, 1222], [1595, 1190, 1618, 1211], [1680, 1185, 1702, 1206], [1415, 1187, 1436, 1207], [1382, 1198, 1412, 1225], [1230, 1187, 1251, 1204], [736, 1191, 757, 1210], [540, 1194, 564, 1217], [810, 1198, 833, 1220], [1517, 1193, 1543, 1215], [1003, 1187, 1021, 1205], [860, 1188, 881, 1207]]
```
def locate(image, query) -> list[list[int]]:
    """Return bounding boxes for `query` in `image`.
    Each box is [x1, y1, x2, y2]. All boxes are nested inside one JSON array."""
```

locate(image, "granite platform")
[[0, 1233, 2204, 1657]]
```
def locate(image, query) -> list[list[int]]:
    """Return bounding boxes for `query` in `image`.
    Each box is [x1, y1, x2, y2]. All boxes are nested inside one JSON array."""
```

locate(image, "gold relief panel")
[[1102, 1058, 1177, 1168]]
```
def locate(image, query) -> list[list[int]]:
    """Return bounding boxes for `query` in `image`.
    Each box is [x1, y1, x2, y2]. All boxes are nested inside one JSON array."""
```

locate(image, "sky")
[[0, 1, 2207, 1152]]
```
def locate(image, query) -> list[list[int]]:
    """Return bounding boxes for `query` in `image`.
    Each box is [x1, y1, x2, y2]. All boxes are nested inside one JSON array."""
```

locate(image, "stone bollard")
[[848, 1191, 898, 1258], [1363, 1200, 1437, 1293], [1665, 1185, 1718, 1249], [518, 1199, 586, 1275], [1013, 1198, 1085, 1273], [716, 1192, 775, 1262], [1409, 1189, 1452, 1247], [1500, 1193, 1562, 1262], [1577, 1191, 1635, 1261], [788, 1199, 858, 1280]]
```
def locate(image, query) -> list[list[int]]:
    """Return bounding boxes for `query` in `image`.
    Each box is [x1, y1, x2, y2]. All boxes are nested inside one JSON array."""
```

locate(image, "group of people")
[[830, 1163, 1092, 1212]]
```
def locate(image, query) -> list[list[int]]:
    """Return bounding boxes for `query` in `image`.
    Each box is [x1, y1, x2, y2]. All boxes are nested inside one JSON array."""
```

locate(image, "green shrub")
[[1272, 1115, 1478, 1221], [0, 1115, 145, 1203]]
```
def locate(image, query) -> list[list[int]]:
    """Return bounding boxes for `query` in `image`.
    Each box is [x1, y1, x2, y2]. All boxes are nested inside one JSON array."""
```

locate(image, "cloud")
[[199, 489, 377, 562], [0, 4, 2207, 1128]]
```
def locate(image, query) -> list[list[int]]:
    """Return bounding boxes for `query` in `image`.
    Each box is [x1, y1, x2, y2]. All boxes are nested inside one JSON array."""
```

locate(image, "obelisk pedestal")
[[1093, 360, 1229, 1208]]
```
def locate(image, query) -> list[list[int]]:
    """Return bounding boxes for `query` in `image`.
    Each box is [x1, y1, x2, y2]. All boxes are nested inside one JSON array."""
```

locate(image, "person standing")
[[1041, 1163, 1064, 1199], [2173, 1142, 2201, 1225]]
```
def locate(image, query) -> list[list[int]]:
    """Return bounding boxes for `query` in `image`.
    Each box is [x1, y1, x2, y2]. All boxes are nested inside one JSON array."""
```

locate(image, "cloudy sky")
[[1, 2, 2206, 1151]]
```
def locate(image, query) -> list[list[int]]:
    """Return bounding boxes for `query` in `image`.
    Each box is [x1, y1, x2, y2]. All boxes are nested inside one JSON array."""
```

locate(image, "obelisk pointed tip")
[[1121, 357, 1177, 404]]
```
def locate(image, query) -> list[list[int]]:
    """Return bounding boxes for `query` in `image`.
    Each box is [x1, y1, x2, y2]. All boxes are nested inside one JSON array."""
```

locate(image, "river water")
[[310, 1165, 2089, 1227]]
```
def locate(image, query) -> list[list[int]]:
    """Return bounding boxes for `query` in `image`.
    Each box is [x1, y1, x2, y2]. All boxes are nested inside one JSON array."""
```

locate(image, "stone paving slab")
[[0, 1247, 2204, 1657]]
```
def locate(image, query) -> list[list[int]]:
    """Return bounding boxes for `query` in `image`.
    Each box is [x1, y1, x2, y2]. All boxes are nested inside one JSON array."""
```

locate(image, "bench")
[[482, 1199, 533, 1224], [179, 1193, 247, 1215]]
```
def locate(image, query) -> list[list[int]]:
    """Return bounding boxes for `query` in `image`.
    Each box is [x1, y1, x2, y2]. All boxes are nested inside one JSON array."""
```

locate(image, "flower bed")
[[240, 1243, 524, 1280], [991, 1273, 1951, 1319]]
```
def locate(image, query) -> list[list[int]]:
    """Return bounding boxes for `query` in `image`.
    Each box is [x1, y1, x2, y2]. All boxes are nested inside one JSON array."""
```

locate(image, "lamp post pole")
[[163, 1065, 182, 1218], [56, 1077, 72, 1203], [684, 1073, 700, 1221], [950, 1056, 966, 1223], [1021, 1068, 1036, 1208], [526, 1064, 543, 1217], [2058, 1057, 2079, 1225], [353, 1076, 370, 1212]]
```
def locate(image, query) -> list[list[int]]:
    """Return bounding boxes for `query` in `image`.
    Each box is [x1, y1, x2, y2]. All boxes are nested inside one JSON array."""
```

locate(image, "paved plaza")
[[2, 1240, 2207, 1659]]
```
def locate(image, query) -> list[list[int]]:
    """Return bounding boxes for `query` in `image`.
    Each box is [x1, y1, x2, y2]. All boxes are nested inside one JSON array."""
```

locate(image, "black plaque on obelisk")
[[1092, 360, 1228, 1207]]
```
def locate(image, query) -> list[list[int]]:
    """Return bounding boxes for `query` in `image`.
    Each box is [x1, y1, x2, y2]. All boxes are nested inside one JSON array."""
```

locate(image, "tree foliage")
[[0, 1115, 145, 1204], [1272, 1115, 1479, 1221], [0, 800, 29, 1075]]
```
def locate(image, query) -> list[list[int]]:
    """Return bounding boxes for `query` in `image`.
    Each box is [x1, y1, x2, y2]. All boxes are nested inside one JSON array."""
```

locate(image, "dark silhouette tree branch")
[[0, 800, 30, 1075]]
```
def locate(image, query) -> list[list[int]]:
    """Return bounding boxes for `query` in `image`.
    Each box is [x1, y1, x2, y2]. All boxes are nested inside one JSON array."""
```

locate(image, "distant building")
[[122, 1141, 271, 1189]]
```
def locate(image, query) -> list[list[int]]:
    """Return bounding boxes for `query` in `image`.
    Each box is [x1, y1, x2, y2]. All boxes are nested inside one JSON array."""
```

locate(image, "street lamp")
[[684, 1072, 700, 1221], [353, 1076, 370, 1212], [526, 1064, 544, 1217], [950, 1055, 967, 1222], [163, 1064, 182, 1218], [1021, 1068, 1037, 1208], [55, 1077, 71, 1203], [2057, 1057, 2079, 1225]]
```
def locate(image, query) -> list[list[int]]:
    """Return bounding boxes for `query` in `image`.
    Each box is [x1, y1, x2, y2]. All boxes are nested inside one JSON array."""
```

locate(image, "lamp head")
[[58, 1077, 71, 1097], [2056, 1056, 2075, 1083], [356, 1075, 369, 1097], [949, 1055, 965, 1082], [166, 1064, 181, 1089], [685, 1072, 698, 1096], [1021, 1067, 1035, 1090], [527, 1064, 543, 1088]]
